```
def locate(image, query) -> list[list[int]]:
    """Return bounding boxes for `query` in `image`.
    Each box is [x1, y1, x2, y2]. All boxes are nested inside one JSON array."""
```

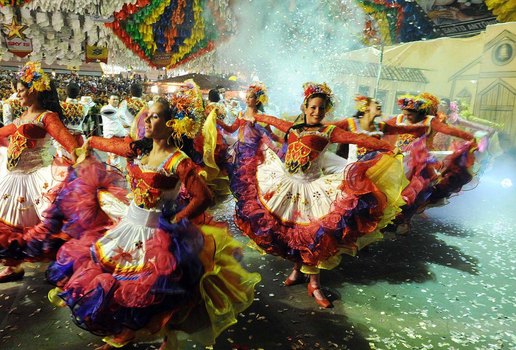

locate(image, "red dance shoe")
[[307, 283, 332, 308], [284, 269, 307, 286], [0, 267, 25, 283]]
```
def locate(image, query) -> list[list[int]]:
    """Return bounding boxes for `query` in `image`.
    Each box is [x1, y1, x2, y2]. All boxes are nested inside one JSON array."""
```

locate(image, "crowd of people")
[[0, 61, 499, 349]]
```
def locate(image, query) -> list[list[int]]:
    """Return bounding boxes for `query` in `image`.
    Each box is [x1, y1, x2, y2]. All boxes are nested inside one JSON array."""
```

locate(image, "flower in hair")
[[397, 95, 422, 111], [354, 95, 369, 113], [248, 82, 268, 106], [302, 82, 334, 112], [417, 92, 439, 115], [18, 61, 51, 92], [166, 91, 201, 141]]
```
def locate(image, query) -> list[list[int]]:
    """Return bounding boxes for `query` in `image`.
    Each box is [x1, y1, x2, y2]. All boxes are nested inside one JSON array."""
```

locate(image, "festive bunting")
[[106, 0, 228, 68], [357, 0, 436, 45], [0, 0, 31, 7]]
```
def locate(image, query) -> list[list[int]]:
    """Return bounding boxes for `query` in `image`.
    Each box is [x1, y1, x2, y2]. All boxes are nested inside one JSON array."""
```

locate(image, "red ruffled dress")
[[47, 136, 260, 347], [0, 111, 79, 263], [331, 117, 427, 162], [384, 114, 476, 216], [232, 115, 407, 272]]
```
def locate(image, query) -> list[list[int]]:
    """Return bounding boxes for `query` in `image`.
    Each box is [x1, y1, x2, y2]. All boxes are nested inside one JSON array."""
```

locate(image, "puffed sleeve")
[[89, 135, 135, 158], [327, 118, 350, 130], [379, 122, 427, 136], [430, 119, 474, 140], [174, 157, 214, 221], [330, 126, 393, 151], [254, 114, 293, 133], [0, 123, 16, 138], [217, 118, 243, 133], [43, 112, 80, 153]]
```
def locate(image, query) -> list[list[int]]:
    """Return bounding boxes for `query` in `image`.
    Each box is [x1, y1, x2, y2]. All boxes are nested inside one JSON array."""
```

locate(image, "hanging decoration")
[[485, 0, 516, 22], [2, 16, 26, 39], [2, 17, 32, 57], [0, 0, 31, 7], [356, 0, 437, 46], [85, 45, 108, 63], [106, 0, 232, 69]]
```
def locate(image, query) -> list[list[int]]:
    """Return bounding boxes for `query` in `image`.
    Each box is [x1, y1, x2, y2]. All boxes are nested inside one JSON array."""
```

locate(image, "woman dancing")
[[0, 62, 80, 282], [47, 96, 260, 349], [231, 82, 406, 308]]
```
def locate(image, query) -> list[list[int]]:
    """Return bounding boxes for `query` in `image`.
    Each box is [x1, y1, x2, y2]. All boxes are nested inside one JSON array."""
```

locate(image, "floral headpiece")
[[303, 82, 334, 113], [398, 93, 440, 115], [418, 92, 439, 115], [18, 61, 51, 92], [165, 90, 202, 142], [248, 82, 268, 106], [179, 79, 204, 114], [448, 100, 459, 123], [354, 95, 370, 113]]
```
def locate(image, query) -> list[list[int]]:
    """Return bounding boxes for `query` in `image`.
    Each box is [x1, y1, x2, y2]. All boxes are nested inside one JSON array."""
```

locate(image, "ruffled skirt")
[[232, 144, 407, 268], [0, 157, 126, 264], [395, 137, 477, 224], [47, 201, 260, 347], [0, 164, 58, 262]]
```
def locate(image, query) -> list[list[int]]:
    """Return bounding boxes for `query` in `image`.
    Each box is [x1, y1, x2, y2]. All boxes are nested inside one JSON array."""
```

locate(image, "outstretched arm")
[[0, 123, 16, 138], [254, 114, 293, 133], [326, 118, 350, 131], [330, 127, 393, 151], [174, 158, 214, 221], [379, 122, 427, 136], [431, 119, 474, 140], [89, 135, 135, 158], [217, 118, 243, 133], [43, 112, 80, 154]]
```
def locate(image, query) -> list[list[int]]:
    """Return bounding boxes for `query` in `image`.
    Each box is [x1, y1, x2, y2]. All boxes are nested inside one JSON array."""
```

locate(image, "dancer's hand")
[[73, 137, 91, 166]]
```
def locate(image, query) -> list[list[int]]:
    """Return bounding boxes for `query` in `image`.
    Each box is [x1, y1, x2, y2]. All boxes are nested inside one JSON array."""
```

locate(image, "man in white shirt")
[[119, 83, 146, 128], [100, 95, 128, 167]]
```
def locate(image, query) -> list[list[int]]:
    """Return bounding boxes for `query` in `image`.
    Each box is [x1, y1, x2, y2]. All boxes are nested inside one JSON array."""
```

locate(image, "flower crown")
[[165, 87, 202, 141], [418, 92, 439, 115], [303, 82, 334, 112], [397, 94, 434, 115], [354, 95, 370, 113], [248, 82, 268, 106], [18, 61, 51, 92]]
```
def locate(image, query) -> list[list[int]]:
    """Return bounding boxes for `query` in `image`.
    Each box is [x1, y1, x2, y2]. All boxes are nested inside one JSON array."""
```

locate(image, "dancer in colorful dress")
[[47, 96, 260, 349], [216, 82, 281, 176], [386, 93, 477, 233], [232, 82, 406, 308], [0, 62, 80, 282], [332, 96, 427, 161]]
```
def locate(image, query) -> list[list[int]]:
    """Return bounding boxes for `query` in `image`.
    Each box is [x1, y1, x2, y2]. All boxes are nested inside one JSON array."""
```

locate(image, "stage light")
[[500, 178, 512, 188]]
